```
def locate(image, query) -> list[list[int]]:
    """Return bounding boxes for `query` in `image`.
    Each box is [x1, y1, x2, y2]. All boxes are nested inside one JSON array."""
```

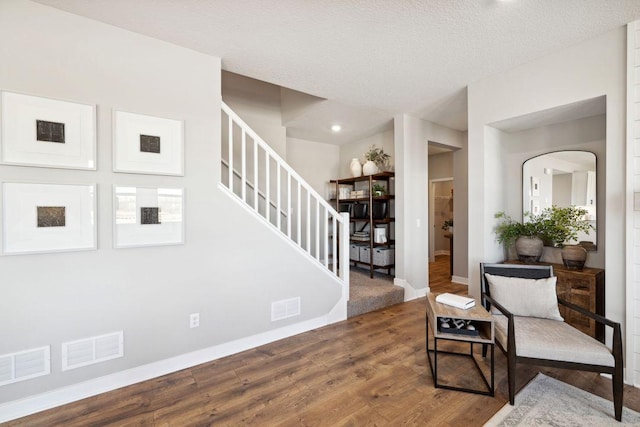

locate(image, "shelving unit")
[[330, 172, 395, 278]]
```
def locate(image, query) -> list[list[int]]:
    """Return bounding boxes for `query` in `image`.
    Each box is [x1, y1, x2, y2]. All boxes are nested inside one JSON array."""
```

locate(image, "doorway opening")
[[429, 178, 454, 263]]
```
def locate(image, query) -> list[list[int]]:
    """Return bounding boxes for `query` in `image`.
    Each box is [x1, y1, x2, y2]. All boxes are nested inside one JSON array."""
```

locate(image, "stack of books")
[[435, 293, 476, 310], [351, 231, 370, 242], [350, 190, 369, 198]]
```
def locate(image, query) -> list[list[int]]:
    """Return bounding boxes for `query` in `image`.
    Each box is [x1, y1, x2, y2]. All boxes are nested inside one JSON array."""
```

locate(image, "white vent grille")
[[0, 346, 50, 386], [271, 297, 301, 321], [62, 331, 123, 371]]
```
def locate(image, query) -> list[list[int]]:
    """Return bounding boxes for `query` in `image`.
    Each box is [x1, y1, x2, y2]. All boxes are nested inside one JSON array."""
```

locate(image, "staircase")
[[220, 102, 350, 319]]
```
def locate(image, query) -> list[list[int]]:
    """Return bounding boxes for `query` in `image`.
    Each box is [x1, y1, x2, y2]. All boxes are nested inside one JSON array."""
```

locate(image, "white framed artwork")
[[2, 182, 97, 255], [531, 198, 541, 215], [113, 110, 184, 176], [113, 186, 184, 248], [531, 176, 540, 197], [0, 91, 96, 170]]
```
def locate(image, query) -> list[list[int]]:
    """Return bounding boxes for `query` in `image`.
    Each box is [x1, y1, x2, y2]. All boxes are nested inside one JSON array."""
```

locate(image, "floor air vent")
[[0, 346, 50, 386], [62, 331, 123, 371], [271, 297, 301, 321]]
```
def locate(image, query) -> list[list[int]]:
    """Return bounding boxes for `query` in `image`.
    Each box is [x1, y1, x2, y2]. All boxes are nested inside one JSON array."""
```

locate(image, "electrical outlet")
[[189, 313, 200, 328]]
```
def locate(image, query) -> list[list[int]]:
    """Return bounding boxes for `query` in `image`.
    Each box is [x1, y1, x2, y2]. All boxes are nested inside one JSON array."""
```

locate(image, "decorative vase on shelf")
[[362, 160, 378, 175], [514, 236, 543, 263], [561, 244, 588, 270], [350, 158, 362, 177]]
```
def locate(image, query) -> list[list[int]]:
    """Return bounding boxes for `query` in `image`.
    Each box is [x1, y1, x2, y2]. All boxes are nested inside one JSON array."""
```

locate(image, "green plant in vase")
[[537, 205, 595, 270], [372, 183, 386, 196], [494, 211, 544, 263], [362, 145, 391, 174], [537, 205, 594, 247]]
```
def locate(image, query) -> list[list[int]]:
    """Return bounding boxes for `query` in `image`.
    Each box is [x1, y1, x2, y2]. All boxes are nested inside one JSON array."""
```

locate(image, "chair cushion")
[[485, 273, 563, 321], [493, 315, 615, 367]]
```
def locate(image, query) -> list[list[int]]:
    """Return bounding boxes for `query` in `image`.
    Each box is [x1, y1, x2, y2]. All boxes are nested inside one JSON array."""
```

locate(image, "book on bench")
[[435, 293, 476, 310]]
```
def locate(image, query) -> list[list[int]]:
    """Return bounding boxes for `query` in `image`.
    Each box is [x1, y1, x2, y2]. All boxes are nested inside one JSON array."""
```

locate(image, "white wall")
[[429, 152, 454, 179], [468, 27, 626, 373], [394, 114, 429, 297], [287, 137, 340, 198], [0, 0, 342, 412], [452, 133, 469, 281], [339, 129, 394, 177], [222, 71, 287, 158], [392, 116, 465, 296], [627, 20, 640, 387]]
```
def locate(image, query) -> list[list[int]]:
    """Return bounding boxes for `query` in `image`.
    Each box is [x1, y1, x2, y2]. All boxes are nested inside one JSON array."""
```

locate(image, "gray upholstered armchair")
[[480, 263, 623, 422]]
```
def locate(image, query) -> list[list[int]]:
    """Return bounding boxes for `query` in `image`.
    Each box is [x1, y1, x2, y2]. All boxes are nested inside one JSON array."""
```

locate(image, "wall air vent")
[[62, 331, 124, 371], [271, 297, 301, 321], [0, 346, 50, 386]]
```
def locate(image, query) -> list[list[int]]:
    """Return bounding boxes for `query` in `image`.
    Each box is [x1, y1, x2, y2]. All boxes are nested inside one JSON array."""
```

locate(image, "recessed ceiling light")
[[331, 124, 341, 132]]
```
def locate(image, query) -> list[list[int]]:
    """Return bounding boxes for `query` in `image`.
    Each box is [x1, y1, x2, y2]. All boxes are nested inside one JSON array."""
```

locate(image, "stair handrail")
[[221, 101, 349, 296]]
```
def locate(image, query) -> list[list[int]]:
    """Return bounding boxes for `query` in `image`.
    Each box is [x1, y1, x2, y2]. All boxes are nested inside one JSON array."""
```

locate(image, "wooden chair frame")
[[480, 263, 623, 422]]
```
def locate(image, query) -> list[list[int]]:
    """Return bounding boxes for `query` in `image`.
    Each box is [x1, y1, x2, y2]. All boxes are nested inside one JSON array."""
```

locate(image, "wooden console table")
[[505, 261, 604, 342]]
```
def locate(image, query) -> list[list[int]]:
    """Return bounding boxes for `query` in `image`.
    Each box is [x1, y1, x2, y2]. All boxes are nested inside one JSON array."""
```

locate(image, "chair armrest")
[[558, 298, 622, 358], [557, 298, 619, 328], [483, 293, 517, 355]]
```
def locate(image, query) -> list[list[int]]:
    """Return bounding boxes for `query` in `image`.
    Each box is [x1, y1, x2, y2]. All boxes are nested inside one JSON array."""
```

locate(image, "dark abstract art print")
[[140, 207, 160, 225], [36, 120, 65, 143], [37, 206, 66, 227], [140, 134, 161, 154]]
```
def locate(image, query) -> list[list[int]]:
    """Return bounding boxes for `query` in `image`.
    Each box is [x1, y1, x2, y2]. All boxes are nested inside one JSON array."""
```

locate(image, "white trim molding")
[[0, 314, 335, 423]]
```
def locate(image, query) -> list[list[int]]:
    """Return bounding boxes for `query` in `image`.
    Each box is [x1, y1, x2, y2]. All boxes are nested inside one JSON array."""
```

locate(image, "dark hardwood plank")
[[5, 255, 640, 426]]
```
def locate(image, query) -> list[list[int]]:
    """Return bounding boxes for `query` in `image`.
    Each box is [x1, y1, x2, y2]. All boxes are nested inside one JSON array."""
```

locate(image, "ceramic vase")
[[515, 236, 543, 263], [350, 158, 362, 177], [362, 160, 378, 175], [561, 244, 588, 270]]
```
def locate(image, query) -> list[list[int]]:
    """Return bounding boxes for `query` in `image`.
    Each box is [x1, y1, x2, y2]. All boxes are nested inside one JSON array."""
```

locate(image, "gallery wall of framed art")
[[0, 91, 186, 255]]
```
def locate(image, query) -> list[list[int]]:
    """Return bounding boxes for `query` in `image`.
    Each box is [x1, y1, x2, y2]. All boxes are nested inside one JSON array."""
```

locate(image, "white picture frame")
[[531, 198, 541, 215], [531, 176, 540, 197], [113, 110, 184, 176], [0, 91, 96, 170], [2, 182, 97, 255], [113, 186, 184, 248]]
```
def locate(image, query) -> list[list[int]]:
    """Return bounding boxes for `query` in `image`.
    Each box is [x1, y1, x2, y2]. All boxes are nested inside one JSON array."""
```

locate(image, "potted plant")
[[372, 183, 386, 196], [494, 211, 544, 263], [537, 205, 594, 269], [441, 219, 453, 233], [362, 145, 390, 175]]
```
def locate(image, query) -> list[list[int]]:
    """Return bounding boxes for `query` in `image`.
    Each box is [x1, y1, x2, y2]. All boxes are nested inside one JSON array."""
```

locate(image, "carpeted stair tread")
[[347, 267, 404, 317]]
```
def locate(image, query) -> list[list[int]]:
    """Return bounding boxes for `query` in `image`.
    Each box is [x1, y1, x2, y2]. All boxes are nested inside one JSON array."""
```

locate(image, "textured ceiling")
[[34, 0, 640, 144]]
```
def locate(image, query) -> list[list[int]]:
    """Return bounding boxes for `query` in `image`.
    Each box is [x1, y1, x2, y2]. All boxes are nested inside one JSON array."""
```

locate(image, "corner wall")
[[468, 27, 626, 376], [393, 115, 466, 296], [0, 0, 342, 414]]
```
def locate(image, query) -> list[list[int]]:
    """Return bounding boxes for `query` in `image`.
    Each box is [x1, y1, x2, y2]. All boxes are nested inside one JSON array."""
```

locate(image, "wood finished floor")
[[6, 255, 640, 426]]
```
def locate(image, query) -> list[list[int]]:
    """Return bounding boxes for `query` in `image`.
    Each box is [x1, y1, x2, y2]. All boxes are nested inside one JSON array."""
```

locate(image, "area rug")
[[484, 373, 640, 426]]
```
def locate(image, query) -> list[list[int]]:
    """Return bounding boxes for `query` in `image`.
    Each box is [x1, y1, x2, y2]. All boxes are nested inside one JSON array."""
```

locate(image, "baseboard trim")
[[434, 250, 450, 256], [0, 315, 332, 423], [451, 275, 468, 285], [395, 278, 428, 301]]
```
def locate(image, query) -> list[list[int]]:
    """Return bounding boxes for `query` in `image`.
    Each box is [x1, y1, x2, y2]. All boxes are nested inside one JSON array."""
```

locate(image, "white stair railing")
[[221, 102, 349, 298]]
